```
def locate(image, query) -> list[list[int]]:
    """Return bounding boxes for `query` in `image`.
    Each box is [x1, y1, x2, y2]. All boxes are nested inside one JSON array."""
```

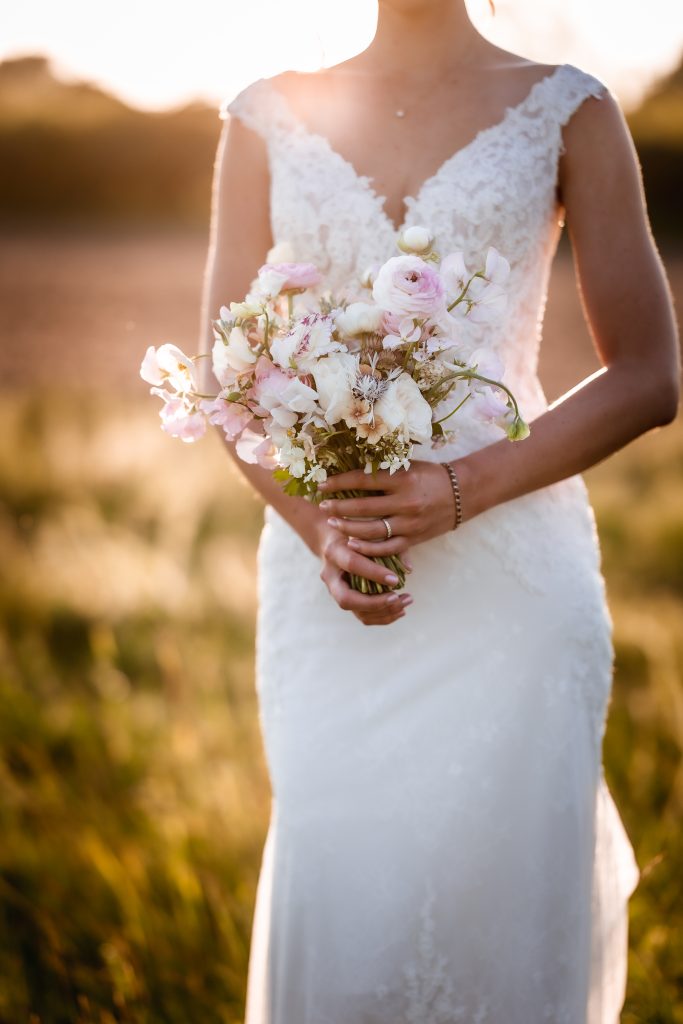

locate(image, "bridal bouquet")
[[141, 225, 529, 592]]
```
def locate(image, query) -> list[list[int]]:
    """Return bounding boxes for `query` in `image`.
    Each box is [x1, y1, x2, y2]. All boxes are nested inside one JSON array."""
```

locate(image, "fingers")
[[346, 535, 413, 558], [354, 593, 414, 626], [318, 468, 395, 493], [326, 515, 410, 542], [320, 494, 401, 518], [323, 535, 401, 588], [321, 562, 410, 619]]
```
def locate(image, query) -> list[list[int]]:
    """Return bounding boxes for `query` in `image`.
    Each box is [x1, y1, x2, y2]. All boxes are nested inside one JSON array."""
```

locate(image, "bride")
[[199, 1, 679, 1021]]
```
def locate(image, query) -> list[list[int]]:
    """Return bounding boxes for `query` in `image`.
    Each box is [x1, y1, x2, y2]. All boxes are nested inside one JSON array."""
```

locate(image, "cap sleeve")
[[219, 78, 269, 138], [552, 64, 609, 130]]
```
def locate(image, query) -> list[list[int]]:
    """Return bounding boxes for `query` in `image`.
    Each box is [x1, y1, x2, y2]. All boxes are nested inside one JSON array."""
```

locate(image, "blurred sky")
[[2, 0, 683, 111]]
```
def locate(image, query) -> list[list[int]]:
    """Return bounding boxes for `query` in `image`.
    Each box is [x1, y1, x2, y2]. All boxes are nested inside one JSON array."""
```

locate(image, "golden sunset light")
[[2, 0, 682, 111]]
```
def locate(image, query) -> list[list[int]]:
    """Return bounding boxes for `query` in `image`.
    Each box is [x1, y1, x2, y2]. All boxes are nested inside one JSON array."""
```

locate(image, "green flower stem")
[[446, 271, 484, 313], [433, 368, 522, 421]]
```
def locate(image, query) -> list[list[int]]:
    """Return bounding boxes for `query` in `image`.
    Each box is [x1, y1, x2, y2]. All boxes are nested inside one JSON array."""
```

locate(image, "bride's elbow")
[[644, 363, 680, 428]]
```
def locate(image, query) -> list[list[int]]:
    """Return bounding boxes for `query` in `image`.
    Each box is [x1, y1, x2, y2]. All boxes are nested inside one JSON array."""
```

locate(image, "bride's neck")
[[357, 0, 483, 78]]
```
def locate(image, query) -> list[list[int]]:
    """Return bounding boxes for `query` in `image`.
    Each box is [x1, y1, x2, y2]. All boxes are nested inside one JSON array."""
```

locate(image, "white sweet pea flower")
[[224, 299, 264, 320], [397, 225, 434, 255], [382, 315, 422, 351], [440, 251, 469, 294], [213, 325, 258, 380], [466, 283, 508, 323], [469, 346, 505, 383], [335, 302, 385, 337], [484, 247, 510, 286], [140, 343, 198, 394]]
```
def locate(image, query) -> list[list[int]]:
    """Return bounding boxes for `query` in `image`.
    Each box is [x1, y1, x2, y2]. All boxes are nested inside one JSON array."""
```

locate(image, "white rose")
[[311, 352, 357, 424], [374, 372, 433, 445], [335, 302, 385, 338], [398, 225, 434, 255]]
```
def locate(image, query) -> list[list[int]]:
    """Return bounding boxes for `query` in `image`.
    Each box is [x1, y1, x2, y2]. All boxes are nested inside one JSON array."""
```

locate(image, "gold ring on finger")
[[381, 517, 392, 540]]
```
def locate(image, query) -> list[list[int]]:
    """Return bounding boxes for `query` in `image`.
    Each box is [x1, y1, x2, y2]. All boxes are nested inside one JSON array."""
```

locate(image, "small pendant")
[[395, 109, 406, 118]]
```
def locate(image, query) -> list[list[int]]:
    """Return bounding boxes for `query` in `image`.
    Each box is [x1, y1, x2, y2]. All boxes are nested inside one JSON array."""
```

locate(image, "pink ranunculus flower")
[[258, 261, 322, 292], [200, 394, 252, 441], [372, 254, 446, 319]]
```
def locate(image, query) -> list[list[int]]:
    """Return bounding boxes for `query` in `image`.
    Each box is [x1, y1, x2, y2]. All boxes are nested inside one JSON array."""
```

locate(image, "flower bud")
[[397, 226, 434, 256], [360, 265, 377, 289], [506, 417, 531, 441]]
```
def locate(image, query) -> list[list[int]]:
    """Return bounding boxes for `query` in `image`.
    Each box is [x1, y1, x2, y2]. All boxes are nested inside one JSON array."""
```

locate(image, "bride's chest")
[[266, 117, 563, 284]]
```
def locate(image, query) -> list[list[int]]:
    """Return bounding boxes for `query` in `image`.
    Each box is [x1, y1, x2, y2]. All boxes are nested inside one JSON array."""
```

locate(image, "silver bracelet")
[[441, 462, 463, 530]]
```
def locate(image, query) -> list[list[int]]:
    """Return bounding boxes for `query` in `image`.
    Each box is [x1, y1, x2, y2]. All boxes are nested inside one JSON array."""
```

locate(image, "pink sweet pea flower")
[[200, 394, 253, 441], [151, 388, 206, 442], [235, 427, 278, 468], [372, 254, 446, 318]]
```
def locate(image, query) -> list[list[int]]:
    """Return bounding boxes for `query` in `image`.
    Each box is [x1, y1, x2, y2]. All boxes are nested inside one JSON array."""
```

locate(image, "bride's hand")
[[314, 521, 414, 626], [318, 461, 458, 556]]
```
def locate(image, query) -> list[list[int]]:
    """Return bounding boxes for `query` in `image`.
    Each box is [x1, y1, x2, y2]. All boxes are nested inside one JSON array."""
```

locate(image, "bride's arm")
[[200, 112, 411, 624], [318, 92, 680, 550]]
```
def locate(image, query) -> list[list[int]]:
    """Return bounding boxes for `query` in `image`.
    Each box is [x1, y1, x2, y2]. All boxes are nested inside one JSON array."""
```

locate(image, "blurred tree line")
[[0, 53, 682, 236]]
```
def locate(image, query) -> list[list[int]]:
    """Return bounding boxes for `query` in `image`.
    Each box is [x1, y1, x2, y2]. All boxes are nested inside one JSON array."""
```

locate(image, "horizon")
[[2, 0, 683, 114]]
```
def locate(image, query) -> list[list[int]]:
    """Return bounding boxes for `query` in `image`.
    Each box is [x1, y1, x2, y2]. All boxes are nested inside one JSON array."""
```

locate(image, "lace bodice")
[[221, 64, 606, 430]]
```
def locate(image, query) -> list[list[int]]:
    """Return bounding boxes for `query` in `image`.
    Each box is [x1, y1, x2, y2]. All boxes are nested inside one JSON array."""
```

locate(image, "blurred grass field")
[[0, 231, 681, 1023]]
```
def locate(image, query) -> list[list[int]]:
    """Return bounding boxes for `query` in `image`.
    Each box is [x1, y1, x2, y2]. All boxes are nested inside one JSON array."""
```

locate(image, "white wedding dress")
[[221, 63, 640, 1024]]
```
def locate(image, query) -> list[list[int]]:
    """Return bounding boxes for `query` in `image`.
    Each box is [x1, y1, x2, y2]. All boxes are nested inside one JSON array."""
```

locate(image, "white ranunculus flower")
[[398, 225, 434, 255], [335, 302, 385, 338], [374, 372, 433, 445]]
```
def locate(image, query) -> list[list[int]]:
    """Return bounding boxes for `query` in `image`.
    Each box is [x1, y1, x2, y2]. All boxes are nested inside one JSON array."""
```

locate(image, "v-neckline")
[[261, 64, 568, 236]]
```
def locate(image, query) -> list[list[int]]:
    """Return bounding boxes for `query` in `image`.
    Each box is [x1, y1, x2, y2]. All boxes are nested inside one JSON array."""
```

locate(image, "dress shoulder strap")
[[544, 64, 609, 129], [219, 77, 295, 141]]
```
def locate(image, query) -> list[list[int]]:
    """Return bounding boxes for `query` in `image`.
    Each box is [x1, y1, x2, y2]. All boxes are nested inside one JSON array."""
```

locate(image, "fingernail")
[[387, 594, 399, 604], [401, 595, 414, 607], [327, 517, 341, 527], [348, 538, 361, 549], [385, 573, 399, 585], [319, 500, 331, 510], [403, 559, 414, 572]]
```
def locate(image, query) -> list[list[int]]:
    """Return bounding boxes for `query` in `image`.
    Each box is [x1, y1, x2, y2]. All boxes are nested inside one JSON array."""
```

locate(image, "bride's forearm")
[[456, 360, 680, 520], [213, 428, 325, 555]]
